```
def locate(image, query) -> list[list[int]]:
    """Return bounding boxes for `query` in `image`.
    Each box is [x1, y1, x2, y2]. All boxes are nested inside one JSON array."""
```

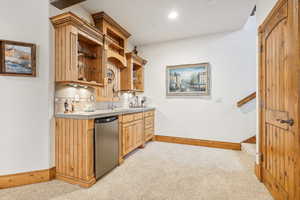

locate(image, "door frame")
[[258, 0, 300, 199]]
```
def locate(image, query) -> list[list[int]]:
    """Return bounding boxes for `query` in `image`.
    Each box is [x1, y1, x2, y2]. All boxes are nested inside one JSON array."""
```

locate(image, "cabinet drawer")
[[122, 121, 135, 128], [145, 117, 154, 129], [134, 113, 143, 120], [145, 128, 154, 138], [122, 112, 143, 123], [144, 110, 154, 117], [122, 114, 134, 123]]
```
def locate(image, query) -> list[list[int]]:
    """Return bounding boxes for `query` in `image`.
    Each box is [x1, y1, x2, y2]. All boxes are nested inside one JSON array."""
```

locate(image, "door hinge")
[[259, 100, 264, 109], [256, 153, 263, 163]]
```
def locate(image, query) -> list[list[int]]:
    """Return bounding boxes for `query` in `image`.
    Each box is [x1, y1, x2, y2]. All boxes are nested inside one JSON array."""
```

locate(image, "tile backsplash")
[[95, 92, 134, 110], [55, 84, 149, 113], [55, 84, 96, 113]]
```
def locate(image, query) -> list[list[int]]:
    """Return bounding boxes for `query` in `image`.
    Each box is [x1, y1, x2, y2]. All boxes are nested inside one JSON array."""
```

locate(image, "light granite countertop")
[[55, 107, 155, 119]]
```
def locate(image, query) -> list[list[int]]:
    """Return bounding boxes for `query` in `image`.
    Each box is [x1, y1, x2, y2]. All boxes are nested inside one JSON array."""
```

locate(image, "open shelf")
[[106, 28, 125, 58], [108, 40, 124, 54], [107, 28, 124, 48], [77, 34, 104, 85], [56, 80, 104, 88]]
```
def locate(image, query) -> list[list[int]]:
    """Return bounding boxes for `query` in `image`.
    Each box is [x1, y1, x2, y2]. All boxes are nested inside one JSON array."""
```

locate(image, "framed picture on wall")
[[166, 63, 210, 96], [0, 40, 36, 77]]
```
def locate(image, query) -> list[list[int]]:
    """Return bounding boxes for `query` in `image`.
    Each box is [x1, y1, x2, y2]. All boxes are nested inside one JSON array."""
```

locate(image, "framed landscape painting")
[[166, 63, 210, 96], [0, 40, 36, 77]]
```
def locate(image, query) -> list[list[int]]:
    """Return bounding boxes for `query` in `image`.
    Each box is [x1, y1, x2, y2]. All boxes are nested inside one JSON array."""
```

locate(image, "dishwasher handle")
[[95, 116, 118, 124]]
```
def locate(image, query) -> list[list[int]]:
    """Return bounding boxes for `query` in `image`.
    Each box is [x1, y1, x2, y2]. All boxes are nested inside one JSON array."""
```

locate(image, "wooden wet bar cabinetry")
[[52, 11, 152, 188], [55, 109, 155, 187]]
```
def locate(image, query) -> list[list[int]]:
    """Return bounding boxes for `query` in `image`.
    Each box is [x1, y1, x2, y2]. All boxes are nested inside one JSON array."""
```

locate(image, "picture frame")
[[166, 63, 210, 96], [0, 40, 36, 77]]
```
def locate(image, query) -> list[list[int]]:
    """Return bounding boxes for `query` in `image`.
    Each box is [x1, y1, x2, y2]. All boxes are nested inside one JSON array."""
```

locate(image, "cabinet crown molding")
[[50, 12, 104, 42], [92, 11, 131, 38]]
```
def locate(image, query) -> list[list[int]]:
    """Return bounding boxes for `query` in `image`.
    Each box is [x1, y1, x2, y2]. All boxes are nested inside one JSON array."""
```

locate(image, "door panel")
[[259, 0, 299, 199], [263, 16, 293, 198]]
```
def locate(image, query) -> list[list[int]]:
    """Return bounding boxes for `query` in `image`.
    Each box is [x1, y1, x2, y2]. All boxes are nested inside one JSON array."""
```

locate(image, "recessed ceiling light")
[[168, 11, 178, 20]]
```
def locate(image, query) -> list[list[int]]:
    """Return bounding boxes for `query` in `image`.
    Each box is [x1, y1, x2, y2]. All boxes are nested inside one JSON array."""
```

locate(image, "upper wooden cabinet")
[[51, 12, 148, 97], [92, 12, 130, 69], [121, 52, 147, 92], [50, 12, 105, 87]]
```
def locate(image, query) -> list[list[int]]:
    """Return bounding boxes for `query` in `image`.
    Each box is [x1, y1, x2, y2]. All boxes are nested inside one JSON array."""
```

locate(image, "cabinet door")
[[122, 120, 145, 156], [122, 123, 132, 156], [135, 120, 144, 146], [131, 123, 136, 150], [135, 67, 144, 91], [123, 122, 139, 155], [55, 26, 79, 82], [69, 30, 79, 81]]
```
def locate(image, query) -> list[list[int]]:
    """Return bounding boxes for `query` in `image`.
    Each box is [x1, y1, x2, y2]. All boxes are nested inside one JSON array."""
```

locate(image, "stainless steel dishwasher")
[[94, 116, 119, 179]]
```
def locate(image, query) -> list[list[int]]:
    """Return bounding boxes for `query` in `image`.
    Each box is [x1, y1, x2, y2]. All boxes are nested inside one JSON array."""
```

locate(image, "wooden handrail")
[[237, 92, 256, 107]]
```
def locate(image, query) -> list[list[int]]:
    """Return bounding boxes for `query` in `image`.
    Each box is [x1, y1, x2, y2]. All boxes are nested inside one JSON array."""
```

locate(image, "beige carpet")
[[0, 142, 273, 200]]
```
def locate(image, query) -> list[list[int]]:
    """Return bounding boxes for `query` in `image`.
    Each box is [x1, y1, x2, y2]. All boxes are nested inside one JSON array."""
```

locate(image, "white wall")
[[0, 0, 51, 175], [0, 0, 93, 176], [139, 17, 257, 143]]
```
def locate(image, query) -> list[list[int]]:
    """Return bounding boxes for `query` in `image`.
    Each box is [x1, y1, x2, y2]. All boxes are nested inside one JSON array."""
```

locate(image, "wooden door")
[[259, 0, 300, 199]]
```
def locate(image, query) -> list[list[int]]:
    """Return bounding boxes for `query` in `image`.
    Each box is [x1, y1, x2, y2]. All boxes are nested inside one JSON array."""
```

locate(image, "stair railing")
[[237, 92, 256, 107]]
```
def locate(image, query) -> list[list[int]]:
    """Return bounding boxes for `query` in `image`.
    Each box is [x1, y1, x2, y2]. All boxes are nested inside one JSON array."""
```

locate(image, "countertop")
[[55, 107, 156, 119]]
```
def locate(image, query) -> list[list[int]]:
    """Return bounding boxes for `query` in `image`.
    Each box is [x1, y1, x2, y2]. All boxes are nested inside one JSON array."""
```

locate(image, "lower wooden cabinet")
[[55, 118, 96, 188], [55, 109, 155, 187], [120, 110, 155, 158], [144, 111, 155, 142], [122, 119, 144, 156]]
